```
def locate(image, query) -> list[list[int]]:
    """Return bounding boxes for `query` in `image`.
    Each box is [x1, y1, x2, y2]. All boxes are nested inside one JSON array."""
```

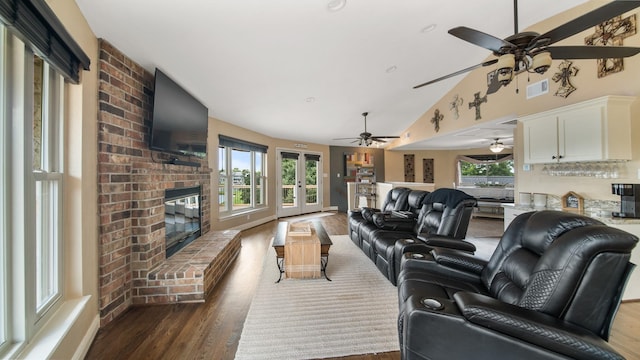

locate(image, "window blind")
[[218, 135, 268, 153], [0, 0, 90, 84]]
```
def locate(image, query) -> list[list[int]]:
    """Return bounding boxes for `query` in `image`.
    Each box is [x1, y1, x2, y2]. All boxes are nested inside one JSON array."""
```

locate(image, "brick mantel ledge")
[[133, 230, 241, 304]]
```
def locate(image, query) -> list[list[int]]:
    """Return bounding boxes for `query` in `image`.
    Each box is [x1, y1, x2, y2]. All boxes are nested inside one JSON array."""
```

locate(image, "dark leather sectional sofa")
[[347, 189, 638, 359]]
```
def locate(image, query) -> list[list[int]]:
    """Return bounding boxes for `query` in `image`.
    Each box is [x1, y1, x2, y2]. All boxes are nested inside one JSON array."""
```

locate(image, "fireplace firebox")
[[165, 186, 201, 257]]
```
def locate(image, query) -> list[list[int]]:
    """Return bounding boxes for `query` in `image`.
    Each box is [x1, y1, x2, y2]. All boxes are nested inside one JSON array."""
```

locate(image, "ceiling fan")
[[333, 112, 400, 146], [414, 0, 640, 94], [488, 138, 513, 153]]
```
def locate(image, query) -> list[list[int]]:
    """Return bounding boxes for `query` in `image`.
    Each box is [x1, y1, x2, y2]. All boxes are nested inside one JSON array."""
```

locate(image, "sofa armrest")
[[417, 234, 476, 253], [361, 207, 382, 223], [430, 247, 486, 274], [372, 212, 416, 231], [453, 292, 623, 360]]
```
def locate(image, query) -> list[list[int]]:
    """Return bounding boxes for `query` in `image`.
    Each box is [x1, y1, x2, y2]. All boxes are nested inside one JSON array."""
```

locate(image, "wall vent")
[[526, 79, 549, 99]]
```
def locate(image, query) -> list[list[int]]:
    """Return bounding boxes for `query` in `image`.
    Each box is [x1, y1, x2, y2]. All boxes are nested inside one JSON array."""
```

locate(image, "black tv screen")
[[150, 68, 208, 158]]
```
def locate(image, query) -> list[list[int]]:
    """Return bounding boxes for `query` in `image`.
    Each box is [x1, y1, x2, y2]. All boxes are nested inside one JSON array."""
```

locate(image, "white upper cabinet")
[[521, 96, 635, 164]]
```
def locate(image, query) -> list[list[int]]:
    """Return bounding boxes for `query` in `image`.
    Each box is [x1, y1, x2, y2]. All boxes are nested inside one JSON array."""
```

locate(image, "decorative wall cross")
[[431, 109, 444, 132], [449, 94, 463, 120], [468, 92, 487, 120], [585, 14, 636, 78], [552, 60, 579, 98]]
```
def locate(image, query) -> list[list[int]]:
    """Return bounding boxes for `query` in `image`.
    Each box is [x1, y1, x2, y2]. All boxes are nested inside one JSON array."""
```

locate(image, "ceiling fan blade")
[[414, 59, 498, 89], [449, 26, 516, 53], [532, 1, 640, 47], [371, 136, 400, 139], [547, 45, 640, 59], [486, 70, 501, 95], [332, 137, 361, 140]]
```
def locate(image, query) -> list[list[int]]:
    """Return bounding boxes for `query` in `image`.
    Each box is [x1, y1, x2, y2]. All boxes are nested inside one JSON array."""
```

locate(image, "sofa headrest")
[[431, 202, 445, 212], [382, 187, 410, 212], [407, 190, 429, 209], [425, 188, 476, 208], [521, 210, 605, 255]]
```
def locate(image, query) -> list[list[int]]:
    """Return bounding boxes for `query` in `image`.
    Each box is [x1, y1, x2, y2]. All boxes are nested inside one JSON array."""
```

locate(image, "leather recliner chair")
[[397, 210, 637, 360], [347, 187, 410, 248], [370, 188, 477, 285]]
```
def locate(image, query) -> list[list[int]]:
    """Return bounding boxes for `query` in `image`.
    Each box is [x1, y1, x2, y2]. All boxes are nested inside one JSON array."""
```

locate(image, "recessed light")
[[327, 0, 346, 12], [305, 97, 316, 103], [421, 24, 437, 33], [386, 65, 397, 73]]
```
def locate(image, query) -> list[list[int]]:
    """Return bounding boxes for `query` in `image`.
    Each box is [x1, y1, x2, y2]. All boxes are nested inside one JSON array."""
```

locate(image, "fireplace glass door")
[[165, 186, 201, 257]]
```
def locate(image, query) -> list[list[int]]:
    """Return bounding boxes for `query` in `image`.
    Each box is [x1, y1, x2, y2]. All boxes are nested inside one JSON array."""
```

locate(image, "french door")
[[276, 149, 323, 217]]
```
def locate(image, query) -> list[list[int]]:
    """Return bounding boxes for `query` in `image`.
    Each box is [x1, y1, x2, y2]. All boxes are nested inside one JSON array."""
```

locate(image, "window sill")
[[7, 295, 96, 360], [218, 206, 268, 221]]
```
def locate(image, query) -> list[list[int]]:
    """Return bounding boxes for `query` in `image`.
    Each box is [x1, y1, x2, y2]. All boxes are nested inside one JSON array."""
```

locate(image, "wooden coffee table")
[[272, 220, 332, 282]]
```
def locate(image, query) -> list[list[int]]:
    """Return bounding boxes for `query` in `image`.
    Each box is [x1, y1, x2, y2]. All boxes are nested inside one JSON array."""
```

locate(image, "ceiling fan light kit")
[[489, 142, 505, 153], [532, 51, 552, 74]]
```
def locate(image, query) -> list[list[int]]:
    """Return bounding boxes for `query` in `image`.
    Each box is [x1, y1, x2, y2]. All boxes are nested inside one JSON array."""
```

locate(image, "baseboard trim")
[[73, 314, 100, 360], [232, 215, 277, 231]]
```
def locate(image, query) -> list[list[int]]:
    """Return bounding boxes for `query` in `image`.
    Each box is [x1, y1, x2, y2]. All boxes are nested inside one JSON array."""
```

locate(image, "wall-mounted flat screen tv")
[[150, 68, 208, 158]]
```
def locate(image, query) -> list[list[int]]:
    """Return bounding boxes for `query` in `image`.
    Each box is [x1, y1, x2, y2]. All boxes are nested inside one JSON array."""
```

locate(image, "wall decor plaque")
[[562, 191, 584, 213]]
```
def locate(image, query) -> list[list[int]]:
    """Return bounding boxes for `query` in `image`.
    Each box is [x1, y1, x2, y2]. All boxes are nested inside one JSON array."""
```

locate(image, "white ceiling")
[[75, 0, 589, 149]]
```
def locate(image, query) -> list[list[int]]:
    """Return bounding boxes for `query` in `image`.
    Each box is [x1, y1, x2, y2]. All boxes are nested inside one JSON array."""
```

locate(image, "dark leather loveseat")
[[397, 210, 637, 360]]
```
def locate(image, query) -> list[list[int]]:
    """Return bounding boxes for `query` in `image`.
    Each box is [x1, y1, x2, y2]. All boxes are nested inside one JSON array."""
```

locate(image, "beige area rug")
[[235, 235, 399, 360]]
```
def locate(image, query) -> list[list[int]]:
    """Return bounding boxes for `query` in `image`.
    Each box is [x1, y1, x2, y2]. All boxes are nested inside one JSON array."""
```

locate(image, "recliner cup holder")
[[411, 253, 425, 259], [421, 298, 444, 310]]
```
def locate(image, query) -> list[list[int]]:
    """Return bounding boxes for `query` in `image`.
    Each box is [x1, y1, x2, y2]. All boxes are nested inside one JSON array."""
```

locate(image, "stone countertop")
[[503, 204, 640, 225]]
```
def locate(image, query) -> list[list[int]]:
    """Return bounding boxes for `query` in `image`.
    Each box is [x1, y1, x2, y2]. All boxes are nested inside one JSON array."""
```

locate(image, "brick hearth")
[[136, 230, 241, 304], [97, 39, 238, 326]]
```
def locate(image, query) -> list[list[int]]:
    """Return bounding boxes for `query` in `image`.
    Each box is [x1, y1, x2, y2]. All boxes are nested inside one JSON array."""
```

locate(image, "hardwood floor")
[[85, 212, 639, 360]]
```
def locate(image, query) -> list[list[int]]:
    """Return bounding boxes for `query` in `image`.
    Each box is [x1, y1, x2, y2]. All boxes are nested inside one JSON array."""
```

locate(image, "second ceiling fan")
[[333, 112, 400, 146], [414, 0, 640, 94]]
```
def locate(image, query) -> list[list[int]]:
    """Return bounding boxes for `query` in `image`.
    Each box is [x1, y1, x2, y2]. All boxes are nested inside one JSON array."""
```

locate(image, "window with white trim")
[[0, 24, 7, 353], [218, 135, 267, 215], [1, 25, 65, 357]]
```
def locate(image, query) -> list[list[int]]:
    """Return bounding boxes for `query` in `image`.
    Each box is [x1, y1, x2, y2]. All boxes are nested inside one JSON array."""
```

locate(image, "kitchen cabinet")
[[502, 205, 534, 231], [521, 96, 635, 164]]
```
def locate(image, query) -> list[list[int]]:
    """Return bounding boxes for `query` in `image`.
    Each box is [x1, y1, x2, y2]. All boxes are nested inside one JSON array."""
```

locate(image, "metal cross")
[[552, 60, 579, 98], [431, 109, 444, 132], [449, 94, 463, 120], [468, 92, 487, 120], [585, 15, 636, 78]]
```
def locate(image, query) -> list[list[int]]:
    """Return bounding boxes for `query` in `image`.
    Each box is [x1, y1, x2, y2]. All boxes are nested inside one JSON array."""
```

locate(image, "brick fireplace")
[[97, 40, 240, 326]]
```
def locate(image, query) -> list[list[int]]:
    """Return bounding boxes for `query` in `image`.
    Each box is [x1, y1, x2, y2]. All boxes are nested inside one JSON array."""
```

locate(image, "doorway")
[[276, 149, 323, 217]]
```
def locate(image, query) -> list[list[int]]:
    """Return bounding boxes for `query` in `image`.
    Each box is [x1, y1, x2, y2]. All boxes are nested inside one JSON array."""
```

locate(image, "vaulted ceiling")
[[76, 0, 590, 149]]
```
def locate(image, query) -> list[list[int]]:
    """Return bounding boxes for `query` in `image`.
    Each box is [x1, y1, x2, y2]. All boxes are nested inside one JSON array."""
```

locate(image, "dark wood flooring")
[[85, 212, 640, 360]]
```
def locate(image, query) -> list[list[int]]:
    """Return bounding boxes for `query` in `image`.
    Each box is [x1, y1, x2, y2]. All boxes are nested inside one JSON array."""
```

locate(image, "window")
[[0, 24, 7, 352], [218, 146, 227, 212], [457, 155, 514, 187], [218, 136, 268, 215], [305, 154, 319, 205], [32, 55, 63, 313], [1, 25, 65, 356]]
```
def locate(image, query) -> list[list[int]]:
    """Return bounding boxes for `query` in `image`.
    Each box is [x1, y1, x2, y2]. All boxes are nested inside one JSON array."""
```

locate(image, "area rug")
[[235, 235, 399, 360]]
